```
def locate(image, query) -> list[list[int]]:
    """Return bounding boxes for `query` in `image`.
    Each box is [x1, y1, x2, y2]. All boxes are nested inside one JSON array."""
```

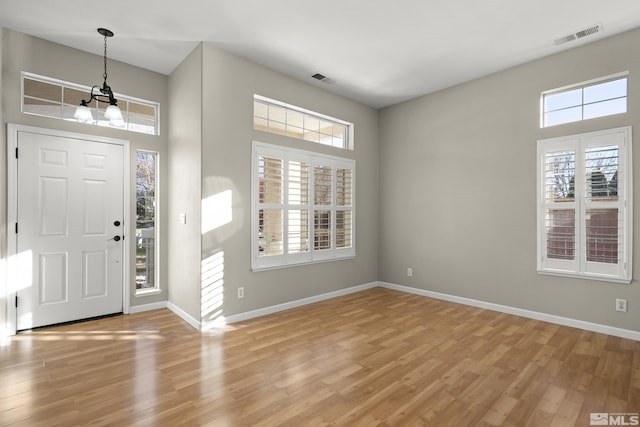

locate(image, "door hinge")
[[15, 147, 18, 159], [15, 223, 18, 234], [15, 296, 18, 308]]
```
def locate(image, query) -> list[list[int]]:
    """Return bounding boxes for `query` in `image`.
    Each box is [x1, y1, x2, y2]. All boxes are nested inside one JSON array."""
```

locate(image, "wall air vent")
[[554, 23, 603, 46]]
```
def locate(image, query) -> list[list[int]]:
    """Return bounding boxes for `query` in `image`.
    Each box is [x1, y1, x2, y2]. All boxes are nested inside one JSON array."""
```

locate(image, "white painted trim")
[[251, 141, 356, 272], [6, 124, 19, 336], [122, 142, 131, 314], [167, 301, 201, 330], [6, 124, 131, 335], [134, 149, 161, 296], [253, 94, 354, 150], [378, 282, 640, 342], [129, 301, 168, 314], [21, 72, 160, 136], [212, 282, 378, 328], [536, 126, 633, 283]]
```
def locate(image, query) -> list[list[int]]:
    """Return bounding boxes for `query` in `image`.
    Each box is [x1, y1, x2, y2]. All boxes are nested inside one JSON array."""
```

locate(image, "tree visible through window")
[[537, 127, 632, 283], [136, 151, 158, 291]]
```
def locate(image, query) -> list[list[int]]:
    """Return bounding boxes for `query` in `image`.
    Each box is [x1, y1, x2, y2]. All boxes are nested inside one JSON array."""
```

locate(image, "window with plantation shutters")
[[252, 141, 355, 270], [537, 127, 632, 283]]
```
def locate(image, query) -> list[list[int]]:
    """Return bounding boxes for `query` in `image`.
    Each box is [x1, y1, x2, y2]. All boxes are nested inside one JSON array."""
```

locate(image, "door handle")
[[109, 235, 122, 242]]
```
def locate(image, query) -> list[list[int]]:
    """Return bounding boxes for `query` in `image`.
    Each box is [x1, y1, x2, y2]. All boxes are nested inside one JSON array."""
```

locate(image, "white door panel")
[[17, 131, 124, 330]]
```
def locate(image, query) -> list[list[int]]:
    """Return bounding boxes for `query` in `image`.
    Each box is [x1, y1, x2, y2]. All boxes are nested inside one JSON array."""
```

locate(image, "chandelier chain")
[[103, 33, 108, 82]]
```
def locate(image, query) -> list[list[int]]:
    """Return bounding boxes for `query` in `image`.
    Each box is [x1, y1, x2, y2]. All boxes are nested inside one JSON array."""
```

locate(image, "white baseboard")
[[378, 281, 640, 342], [129, 301, 168, 314], [167, 301, 201, 330], [127, 281, 639, 342], [128, 300, 201, 330], [129, 300, 201, 330], [133, 282, 380, 331], [216, 282, 379, 328]]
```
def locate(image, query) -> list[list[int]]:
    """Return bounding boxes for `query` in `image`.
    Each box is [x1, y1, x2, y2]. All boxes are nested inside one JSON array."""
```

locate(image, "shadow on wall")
[[201, 250, 225, 328], [199, 177, 244, 328]]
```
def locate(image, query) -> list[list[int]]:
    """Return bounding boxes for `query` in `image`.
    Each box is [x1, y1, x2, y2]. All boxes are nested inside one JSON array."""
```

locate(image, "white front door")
[[15, 130, 125, 330]]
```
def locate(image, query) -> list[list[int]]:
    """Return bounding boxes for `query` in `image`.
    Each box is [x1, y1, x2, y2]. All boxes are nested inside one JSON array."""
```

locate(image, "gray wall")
[[167, 44, 203, 320], [379, 28, 640, 332], [0, 28, 170, 333], [3, 24, 637, 335], [198, 43, 380, 322]]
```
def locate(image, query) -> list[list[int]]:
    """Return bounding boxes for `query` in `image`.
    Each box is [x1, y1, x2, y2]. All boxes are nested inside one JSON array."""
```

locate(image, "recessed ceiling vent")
[[312, 73, 336, 84], [554, 23, 603, 46]]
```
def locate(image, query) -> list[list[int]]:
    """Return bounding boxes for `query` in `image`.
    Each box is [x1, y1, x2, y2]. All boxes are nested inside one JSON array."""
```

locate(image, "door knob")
[[109, 235, 122, 241], [114, 220, 121, 226]]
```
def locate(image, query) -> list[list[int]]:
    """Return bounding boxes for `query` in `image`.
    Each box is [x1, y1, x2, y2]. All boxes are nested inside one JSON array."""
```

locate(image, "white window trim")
[[540, 71, 628, 128], [536, 126, 633, 284], [21, 72, 160, 136], [254, 94, 354, 150], [251, 141, 355, 271], [135, 150, 160, 296]]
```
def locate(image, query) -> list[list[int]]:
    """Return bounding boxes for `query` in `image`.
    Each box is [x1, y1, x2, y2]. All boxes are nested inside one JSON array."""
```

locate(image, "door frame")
[[6, 124, 131, 335]]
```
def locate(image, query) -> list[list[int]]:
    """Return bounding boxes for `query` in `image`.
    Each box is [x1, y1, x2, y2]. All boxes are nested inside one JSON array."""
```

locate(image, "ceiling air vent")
[[311, 73, 336, 84], [554, 23, 603, 46]]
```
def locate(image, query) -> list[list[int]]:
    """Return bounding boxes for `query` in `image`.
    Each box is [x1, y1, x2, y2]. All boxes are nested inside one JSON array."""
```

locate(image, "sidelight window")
[[136, 151, 159, 293]]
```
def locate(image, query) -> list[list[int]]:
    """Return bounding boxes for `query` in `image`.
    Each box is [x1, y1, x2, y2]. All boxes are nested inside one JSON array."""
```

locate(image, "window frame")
[[251, 141, 355, 271], [541, 72, 628, 128], [21, 72, 160, 136], [536, 126, 632, 283], [253, 94, 354, 150], [135, 150, 161, 296]]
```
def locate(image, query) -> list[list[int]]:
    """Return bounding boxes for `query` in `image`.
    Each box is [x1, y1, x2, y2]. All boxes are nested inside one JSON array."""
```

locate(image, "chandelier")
[[74, 28, 123, 125]]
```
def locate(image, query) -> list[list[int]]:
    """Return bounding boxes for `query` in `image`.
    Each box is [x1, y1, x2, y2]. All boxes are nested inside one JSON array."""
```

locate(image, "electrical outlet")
[[407, 268, 413, 277], [616, 298, 627, 312], [238, 287, 245, 299]]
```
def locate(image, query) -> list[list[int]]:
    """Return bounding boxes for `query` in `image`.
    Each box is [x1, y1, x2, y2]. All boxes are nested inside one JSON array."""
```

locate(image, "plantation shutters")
[[253, 142, 355, 270], [537, 127, 632, 283]]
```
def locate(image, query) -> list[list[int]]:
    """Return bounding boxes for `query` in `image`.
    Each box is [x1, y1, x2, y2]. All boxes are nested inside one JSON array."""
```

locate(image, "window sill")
[[537, 269, 631, 284], [135, 288, 163, 297], [252, 255, 356, 272]]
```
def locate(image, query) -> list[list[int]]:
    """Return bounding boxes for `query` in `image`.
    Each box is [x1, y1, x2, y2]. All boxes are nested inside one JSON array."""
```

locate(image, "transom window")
[[536, 127, 632, 283], [541, 74, 627, 127], [253, 95, 353, 150], [22, 72, 159, 135], [252, 141, 355, 270]]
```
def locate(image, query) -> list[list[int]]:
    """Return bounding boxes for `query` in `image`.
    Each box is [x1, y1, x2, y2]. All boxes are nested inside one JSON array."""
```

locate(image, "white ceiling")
[[2, 0, 640, 109]]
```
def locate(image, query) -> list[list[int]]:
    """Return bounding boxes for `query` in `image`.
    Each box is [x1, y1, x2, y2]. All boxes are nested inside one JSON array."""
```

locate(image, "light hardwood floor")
[[1, 287, 639, 426]]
